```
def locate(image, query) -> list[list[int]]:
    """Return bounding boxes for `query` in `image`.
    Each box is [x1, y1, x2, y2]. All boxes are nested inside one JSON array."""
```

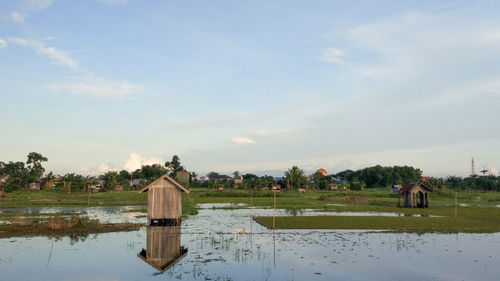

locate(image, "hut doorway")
[[416, 191, 424, 208]]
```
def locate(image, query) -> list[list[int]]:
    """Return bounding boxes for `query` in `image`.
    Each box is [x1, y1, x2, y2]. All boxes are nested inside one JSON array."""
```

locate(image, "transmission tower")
[[471, 157, 475, 176]]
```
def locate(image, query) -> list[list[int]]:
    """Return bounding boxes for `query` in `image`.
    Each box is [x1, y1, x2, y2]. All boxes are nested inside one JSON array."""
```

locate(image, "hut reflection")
[[138, 225, 188, 273]]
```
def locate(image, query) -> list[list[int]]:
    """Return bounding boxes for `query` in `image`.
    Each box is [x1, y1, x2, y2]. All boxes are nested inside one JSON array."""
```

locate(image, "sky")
[[1, 0, 499, 177]]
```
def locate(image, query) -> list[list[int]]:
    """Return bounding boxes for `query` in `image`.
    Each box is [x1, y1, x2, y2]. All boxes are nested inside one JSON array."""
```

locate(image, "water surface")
[[1, 205, 498, 280]]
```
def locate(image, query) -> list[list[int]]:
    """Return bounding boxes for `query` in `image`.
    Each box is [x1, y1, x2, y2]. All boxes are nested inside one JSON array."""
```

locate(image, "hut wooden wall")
[[146, 226, 181, 268], [147, 180, 182, 220]]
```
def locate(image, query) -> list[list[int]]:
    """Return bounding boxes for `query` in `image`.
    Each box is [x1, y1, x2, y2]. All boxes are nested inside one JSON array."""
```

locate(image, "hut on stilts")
[[398, 183, 432, 208], [139, 174, 190, 226]]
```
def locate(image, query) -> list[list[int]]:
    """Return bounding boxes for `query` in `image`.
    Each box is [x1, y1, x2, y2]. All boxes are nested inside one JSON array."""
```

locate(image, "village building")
[[137, 225, 187, 273], [29, 182, 40, 191], [234, 177, 243, 185], [328, 183, 338, 190], [316, 168, 328, 176], [271, 184, 281, 192], [130, 178, 147, 188], [398, 183, 432, 208], [139, 174, 190, 226]]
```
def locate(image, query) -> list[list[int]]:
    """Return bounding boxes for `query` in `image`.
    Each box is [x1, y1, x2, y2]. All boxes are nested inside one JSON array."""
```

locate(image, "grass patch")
[[254, 215, 500, 233], [0, 215, 143, 239]]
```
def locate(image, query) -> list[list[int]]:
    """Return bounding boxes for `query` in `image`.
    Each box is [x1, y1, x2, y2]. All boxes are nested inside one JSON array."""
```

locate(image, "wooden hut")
[[398, 183, 432, 208], [138, 225, 188, 273], [139, 174, 190, 226]]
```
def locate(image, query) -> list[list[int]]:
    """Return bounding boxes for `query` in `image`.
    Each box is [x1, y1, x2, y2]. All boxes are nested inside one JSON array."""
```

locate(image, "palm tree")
[[44, 171, 56, 191], [284, 166, 306, 190], [59, 173, 76, 195]]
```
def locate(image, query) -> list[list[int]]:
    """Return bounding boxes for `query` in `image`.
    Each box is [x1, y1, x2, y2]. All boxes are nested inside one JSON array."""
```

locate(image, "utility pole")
[[471, 157, 475, 176]]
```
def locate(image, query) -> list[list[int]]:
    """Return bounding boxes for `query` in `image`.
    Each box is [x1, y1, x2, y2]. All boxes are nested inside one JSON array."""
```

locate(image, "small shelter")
[[398, 183, 432, 208], [139, 174, 190, 226], [138, 225, 188, 273], [0, 187, 5, 198]]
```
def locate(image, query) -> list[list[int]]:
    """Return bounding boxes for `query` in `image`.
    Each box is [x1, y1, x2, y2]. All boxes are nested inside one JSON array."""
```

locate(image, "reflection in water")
[[1, 206, 499, 281], [138, 225, 188, 274]]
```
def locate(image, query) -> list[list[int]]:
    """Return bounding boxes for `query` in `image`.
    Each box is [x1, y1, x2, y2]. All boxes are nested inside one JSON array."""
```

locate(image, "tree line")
[[1, 153, 499, 192]]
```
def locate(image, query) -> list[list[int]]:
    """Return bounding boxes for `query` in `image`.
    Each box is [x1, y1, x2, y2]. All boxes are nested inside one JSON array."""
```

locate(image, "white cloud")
[[485, 164, 499, 176], [26, 0, 55, 11], [9, 12, 26, 23], [321, 47, 347, 64], [50, 77, 144, 97], [8, 37, 143, 98], [98, 164, 111, 173], [123, 153, 163, 172], [8, 37, 79, 70], [231, 137, 255, 145], [0, 39, 7, 48]]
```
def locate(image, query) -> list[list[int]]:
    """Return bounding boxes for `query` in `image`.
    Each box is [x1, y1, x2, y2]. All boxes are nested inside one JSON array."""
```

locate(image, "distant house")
[[139, 174, 190, 225], [316, 168, 328, 176], [234, 177, 243, 185], [89, 178, 105, 189], [398, 183, 432, 208], [29, 182, 40, 191], [130, 179, 147, 188], [0, 174, 9, 184], [298, 186, 307, 193], [199, 176, 209, 182], [271, 184, 281, 192], [113, 184, 124, 191], [392, 185, 402, 193], [209, 174, 231, 180], [217, 186, 224, 191], [328, 184, 338, 190], [274, 177, 285, 181]]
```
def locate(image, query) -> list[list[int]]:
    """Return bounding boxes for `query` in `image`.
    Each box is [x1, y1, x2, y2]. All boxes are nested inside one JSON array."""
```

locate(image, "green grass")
[[0, 190, 147, 208], [254, 215, 500, 233], [1, 188, 499, 234], [0, 215, 143, 238]]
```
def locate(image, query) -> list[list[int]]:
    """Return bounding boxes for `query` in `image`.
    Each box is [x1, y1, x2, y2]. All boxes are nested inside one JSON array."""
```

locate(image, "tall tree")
[[285, 166, 306, 190], [165, 155, 184, 177], [26, 152, 48, 183]]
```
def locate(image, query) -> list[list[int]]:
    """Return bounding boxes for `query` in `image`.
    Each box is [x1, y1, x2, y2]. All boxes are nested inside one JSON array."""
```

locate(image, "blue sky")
[[1, 0, 499, 177]]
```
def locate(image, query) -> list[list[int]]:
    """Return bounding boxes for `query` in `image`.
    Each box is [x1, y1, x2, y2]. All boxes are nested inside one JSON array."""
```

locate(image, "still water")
[[1, 205, 499, 281]]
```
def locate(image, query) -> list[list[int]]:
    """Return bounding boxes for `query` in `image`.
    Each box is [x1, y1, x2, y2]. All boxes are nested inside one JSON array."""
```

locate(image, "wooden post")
[[273, 190, 276, 229], [455, 192, 458, 217]]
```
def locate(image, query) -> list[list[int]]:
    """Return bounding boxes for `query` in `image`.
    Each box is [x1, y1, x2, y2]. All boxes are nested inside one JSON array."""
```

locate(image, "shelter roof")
[[139, 174, 190, 193], [398, 183, 432, 193]]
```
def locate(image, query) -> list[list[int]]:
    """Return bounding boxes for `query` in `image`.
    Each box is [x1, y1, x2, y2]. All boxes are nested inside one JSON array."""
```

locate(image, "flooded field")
[[1, 204, 499, 281]]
